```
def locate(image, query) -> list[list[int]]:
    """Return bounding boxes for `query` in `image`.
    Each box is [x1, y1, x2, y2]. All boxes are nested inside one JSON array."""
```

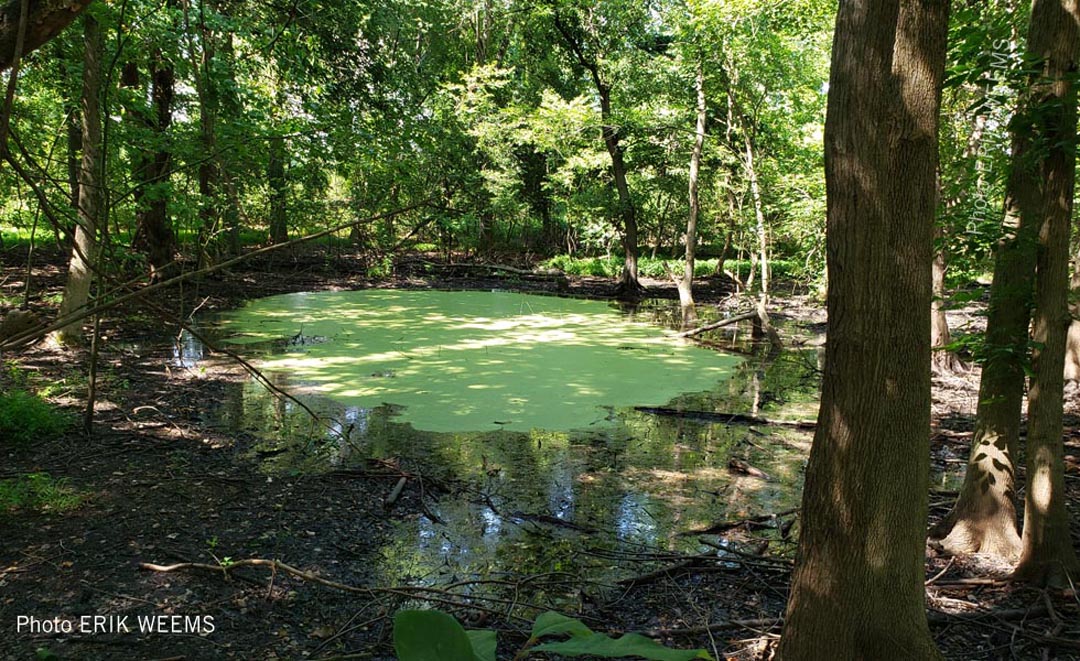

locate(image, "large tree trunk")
[[778, 0, 948, 658], [1013, 0, 1080, 587], [676, 59, 706, 314], [192, 0, 219, 270], [53, 14, 102, 345]]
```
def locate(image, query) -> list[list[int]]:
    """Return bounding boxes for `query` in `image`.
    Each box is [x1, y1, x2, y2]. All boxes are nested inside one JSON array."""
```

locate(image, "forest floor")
[[1, 247, 1079, 660]]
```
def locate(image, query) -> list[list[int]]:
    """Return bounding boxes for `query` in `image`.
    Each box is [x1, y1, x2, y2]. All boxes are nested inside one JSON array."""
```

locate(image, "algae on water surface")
[[214, 290, 742, 433]]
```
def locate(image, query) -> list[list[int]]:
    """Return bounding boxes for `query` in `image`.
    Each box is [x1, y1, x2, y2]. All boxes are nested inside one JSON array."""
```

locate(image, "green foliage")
[[541, 255, 799, 281], [0, 473, 83, 513], [0, 390, 72, 446], [393, 609, 711, 661]]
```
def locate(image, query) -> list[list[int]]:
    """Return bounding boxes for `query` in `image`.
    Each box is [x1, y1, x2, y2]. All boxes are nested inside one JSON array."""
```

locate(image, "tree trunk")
[[129, 56, 176, 280], [598, 83, 639, 294], [0, 0, 93, 71], [1065, 254, 1080, 381], [1012, 0, 1080, 587], [744, 132, 768, 300], [778, 0, 948, 658], [931, 0, 1080, 565], [268, 134, 288, 244], [193, 1, 219, 270], [931, 224, 965, 374], [676, 59, 705, 314], [53, 15, 102, 345]]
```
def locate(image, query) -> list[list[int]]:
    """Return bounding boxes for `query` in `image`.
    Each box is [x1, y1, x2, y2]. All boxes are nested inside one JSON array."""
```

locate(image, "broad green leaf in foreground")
[[393, 610, 476, 661]]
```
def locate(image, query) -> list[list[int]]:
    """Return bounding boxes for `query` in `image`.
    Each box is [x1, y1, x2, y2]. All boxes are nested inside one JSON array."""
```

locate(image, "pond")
[[189, 290, 823, 601]]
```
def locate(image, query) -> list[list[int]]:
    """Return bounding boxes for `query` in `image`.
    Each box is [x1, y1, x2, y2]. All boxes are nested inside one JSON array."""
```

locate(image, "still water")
[[187, 290, 821, 595]]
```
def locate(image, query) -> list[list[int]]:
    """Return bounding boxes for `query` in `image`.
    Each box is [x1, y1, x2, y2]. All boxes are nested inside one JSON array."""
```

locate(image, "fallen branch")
[[676, 311, 758, 338], [679, 508, 800, 537], [635, 406, 816, 429], [643, 617, 783, 638]]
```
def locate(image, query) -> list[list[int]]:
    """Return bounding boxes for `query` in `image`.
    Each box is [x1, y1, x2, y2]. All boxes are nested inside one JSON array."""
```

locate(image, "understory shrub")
[[0, 390, 72, 445]]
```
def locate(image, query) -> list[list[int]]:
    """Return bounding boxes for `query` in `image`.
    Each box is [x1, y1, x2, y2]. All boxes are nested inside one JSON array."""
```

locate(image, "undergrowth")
[[0, 473, 83, 513], [0, 389, 72, 445], [540, 255, 798, 281]]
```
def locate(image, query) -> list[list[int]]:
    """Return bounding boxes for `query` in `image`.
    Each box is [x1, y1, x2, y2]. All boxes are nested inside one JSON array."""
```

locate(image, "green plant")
[[0, 473, 84, 513], [393, 609, 712, 661], [0, 390, 72, 445]]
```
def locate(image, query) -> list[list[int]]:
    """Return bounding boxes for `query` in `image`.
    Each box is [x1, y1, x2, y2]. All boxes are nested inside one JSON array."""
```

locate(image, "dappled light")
[[213, 290, 742, 432]]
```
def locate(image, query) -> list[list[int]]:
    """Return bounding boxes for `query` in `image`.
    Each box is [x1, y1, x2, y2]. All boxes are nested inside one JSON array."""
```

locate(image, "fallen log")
[[634, 406, 816, 429], [676, 311, 758, 338]]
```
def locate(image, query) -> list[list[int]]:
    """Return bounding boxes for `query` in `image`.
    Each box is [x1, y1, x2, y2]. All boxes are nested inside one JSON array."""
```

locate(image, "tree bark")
[[549, 8, 640, 295], [676, 58, 706, 313], [268, 134, 287, 244], [0, 0, 93, 71], [744, 132, 768, 300], [931, 225, 966, 373], [778, 0, 948, 658], [53, 13, 101, 344], [1013, 0, 1080, 587], [128, 56, 176, 280], [931, 0, 1080, 565]]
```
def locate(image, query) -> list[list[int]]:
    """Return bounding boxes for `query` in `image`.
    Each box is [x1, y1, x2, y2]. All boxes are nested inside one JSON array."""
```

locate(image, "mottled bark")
[[779, 0, 948, 658], [54, 14, 101, 344], [1013, 0, 1080, 587]]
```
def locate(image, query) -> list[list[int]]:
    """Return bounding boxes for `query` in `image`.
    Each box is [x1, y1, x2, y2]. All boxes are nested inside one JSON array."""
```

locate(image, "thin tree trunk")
[[744, 132, 768, 300], [549, 9, 640, 295], [1013, 0, 1080, 587], [933, 113, 987, 373], [779, 0, 948, 657], [53, 15, 102, 345], [197, 8, 219, 268], [598, 84, 639, 294], [677, 59, 706, 313], [268, 134, 288, 244], [930, 225, 965, 373]]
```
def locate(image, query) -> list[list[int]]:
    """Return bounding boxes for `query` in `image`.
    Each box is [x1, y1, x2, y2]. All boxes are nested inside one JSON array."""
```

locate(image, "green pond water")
[[213, 289, 743, 433], [189, 290, 829, 598]]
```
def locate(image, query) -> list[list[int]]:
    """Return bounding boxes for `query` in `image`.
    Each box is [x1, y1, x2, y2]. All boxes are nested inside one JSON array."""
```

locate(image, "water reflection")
[[210, 349, 819, 591]]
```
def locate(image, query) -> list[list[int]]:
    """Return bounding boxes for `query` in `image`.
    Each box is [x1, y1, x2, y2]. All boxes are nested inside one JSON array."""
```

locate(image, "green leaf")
[[466, 629, 497, 661], [531, 611, 593, 639], [393, 610, 476, 661], [533, 631, 712, 660]]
